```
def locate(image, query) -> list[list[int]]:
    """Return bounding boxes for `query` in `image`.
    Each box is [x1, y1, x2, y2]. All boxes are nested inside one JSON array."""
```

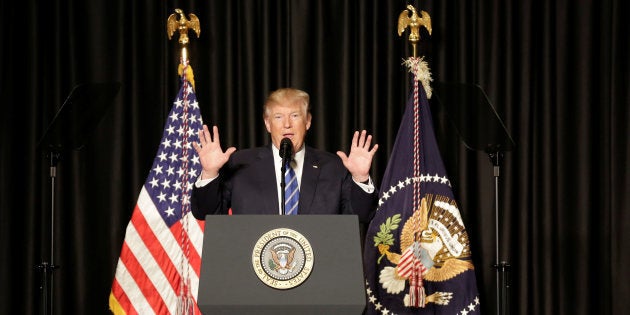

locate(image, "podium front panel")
[[197, 215, 366, 315]]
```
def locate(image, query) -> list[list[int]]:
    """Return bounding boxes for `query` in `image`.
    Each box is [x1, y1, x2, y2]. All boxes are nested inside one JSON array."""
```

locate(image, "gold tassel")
[[178, 64, 196, 91]]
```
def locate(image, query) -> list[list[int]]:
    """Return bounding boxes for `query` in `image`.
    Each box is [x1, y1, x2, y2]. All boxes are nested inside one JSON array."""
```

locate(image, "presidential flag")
[[364, 57, 480, 314], [109, 62, 205, 315]]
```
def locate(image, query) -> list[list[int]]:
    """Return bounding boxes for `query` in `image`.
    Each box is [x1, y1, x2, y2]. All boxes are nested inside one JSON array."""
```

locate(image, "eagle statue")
[[397, 4, 432, 57], [167, 9, 201, 45]]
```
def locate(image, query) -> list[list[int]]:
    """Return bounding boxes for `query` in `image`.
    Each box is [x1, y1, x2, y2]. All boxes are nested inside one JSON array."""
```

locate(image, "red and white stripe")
[[397, 245, 427, 308], [110, 188, 204, 314]]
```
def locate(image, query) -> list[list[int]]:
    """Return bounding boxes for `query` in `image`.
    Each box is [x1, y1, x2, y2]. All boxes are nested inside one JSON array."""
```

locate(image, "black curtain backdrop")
[[1, 0, 628, 314]]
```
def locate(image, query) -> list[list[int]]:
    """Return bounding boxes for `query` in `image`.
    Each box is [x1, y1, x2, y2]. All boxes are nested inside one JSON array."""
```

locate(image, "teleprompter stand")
[[36, 82, 120, 315], [433, 82, 515, 315]]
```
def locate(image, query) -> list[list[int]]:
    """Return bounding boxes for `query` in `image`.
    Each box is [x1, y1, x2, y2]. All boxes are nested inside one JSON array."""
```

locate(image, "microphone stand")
[[280, 159, 287, 215]]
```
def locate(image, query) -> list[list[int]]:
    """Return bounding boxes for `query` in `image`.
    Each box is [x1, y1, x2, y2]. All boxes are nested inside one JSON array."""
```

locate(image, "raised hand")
[[336, 130, 379, 182], [192, 125, 236, 179]]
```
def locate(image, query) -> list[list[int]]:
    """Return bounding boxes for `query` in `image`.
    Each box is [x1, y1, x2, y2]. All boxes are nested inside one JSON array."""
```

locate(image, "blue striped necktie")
[[284, 161, 299, 215]]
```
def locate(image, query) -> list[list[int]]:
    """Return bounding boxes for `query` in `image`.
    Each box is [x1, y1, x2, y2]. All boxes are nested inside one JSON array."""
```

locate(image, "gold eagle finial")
[[167, 8, 201, 46], [167, 9, 200, 89], [397, 4, 432, 57]]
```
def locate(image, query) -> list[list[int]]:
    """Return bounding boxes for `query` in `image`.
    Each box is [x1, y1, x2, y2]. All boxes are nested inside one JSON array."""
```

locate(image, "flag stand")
[[432, 82, 515, 315], [36, 82, 120, 315]]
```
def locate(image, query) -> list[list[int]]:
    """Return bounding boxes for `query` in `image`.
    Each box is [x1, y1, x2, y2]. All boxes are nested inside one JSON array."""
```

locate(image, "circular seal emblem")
[[252, 228, 314, 289]]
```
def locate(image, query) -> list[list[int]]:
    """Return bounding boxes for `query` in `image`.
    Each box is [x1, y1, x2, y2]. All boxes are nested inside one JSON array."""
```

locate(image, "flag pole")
[[397, 5, 434, 248], [167, 9, 201, 315]]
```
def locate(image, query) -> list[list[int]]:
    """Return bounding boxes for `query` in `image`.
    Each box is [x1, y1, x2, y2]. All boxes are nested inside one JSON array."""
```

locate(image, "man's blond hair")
[[263, 88, 310, 117]]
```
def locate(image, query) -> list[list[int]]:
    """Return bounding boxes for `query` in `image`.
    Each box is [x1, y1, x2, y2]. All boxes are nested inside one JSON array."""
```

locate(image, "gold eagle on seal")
[[271, 247, 296, 272], [376, 194, 474, 307]]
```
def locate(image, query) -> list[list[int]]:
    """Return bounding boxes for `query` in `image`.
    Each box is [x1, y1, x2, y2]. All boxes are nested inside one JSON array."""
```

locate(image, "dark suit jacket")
[[191, 145, 376, 223]]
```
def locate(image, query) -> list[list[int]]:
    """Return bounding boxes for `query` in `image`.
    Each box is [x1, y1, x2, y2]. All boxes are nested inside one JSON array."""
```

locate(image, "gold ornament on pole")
[[397, 4, 432, 58], [167, 8, 201, 47], [167, 9, 201, 89]]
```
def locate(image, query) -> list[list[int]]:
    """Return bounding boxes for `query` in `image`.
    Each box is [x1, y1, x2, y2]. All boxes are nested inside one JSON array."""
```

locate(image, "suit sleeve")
[[191, 179, 222, 220], [348, 175, 378, 223]]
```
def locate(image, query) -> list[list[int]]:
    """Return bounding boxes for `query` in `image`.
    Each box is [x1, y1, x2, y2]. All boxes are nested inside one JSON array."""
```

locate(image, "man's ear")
[[264, 117, 272, 133]]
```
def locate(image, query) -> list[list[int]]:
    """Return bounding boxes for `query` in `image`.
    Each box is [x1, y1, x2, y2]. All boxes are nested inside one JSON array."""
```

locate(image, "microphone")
[[279, 137, 294, 164], [278, 137, 293, 215]]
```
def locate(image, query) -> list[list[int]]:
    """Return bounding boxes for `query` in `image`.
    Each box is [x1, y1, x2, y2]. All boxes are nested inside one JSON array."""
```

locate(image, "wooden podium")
[[197, 215, 366, 314]]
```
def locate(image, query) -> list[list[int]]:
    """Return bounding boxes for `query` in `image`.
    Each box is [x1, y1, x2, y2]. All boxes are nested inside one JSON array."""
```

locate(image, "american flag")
[[109, 66, 205, 314], [363, 57, 480, 314]]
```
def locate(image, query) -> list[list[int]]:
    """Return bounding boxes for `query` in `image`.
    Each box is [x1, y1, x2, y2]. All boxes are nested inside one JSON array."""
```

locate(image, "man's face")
[[264, 99, 312, 153]]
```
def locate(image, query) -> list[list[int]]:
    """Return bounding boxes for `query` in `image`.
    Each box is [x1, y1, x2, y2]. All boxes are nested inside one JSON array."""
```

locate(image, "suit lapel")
[[256, 146, 279, 214], [299, 147, 320, 214]]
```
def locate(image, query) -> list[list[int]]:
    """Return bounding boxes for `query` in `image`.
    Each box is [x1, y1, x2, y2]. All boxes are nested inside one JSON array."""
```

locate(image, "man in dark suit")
[[191, 88, 379, 223]]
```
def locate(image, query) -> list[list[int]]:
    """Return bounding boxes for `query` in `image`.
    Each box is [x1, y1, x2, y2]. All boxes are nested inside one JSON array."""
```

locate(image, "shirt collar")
[[271, 144, 305, 168]]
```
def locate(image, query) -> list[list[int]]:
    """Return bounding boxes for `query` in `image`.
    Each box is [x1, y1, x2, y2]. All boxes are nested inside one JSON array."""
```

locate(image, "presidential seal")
[[252, 228, 314, 289]]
